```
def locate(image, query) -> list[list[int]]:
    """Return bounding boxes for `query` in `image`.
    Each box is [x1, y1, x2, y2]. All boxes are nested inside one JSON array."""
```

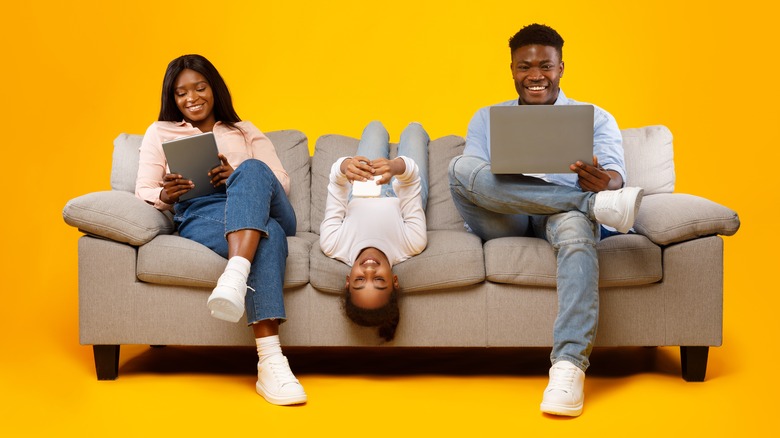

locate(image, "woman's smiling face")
[[174, 68, 216, 131]]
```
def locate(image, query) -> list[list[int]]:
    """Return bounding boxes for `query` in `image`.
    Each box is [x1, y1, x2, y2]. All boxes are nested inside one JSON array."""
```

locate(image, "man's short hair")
[[509, 23, 564, 59]]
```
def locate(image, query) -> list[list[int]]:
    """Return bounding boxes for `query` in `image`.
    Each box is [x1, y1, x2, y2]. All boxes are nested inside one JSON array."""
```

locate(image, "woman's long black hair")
[[158, 54, 241, 128]]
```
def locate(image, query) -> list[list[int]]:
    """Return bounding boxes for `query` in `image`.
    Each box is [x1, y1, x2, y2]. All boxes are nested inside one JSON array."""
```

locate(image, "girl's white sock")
[[225, 256, 251, 280], [256, 334, 282, 362]]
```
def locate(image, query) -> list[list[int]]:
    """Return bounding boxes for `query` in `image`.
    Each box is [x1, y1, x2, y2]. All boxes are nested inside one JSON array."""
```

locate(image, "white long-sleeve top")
[[319, 156, 427, 267]]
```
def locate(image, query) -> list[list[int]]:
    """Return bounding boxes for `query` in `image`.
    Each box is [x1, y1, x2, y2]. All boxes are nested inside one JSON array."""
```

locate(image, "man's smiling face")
[[511, 44, 564, 105]]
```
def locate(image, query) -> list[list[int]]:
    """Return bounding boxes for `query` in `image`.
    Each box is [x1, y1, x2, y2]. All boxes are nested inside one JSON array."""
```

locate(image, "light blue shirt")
[[464, 90, 626, 189]]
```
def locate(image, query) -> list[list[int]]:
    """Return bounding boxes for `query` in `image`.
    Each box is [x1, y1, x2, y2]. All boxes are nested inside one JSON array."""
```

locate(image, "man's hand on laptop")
[[570, 156, 621, 192]]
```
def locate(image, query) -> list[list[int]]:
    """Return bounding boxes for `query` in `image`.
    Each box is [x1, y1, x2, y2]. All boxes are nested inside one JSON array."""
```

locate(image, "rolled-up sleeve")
[[592, 107, 626, 186]]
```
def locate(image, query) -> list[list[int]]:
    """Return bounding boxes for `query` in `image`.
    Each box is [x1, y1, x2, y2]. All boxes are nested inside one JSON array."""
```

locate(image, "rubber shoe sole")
[[618, 186, 644, 233], [207, 296, 244, 323], [256, 380, 308, 406], [541, 399, 583, 417], [540, 360, 585, 417]]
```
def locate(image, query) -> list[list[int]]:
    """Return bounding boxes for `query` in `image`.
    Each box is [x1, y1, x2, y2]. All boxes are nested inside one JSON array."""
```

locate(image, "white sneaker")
[[593, 186, 644, 233], [540, 360, 585, 417], [256, 354, 307, 405], [207, 270, 247, 323]]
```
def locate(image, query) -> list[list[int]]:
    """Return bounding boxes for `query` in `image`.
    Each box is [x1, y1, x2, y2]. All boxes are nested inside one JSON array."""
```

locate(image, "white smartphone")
[[352, 175, 382, 197]]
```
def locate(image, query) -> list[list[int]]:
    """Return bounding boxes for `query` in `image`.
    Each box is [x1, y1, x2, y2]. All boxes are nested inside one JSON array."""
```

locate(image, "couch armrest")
[[633, 193, 740, 246], [63, 191, 174, 246]]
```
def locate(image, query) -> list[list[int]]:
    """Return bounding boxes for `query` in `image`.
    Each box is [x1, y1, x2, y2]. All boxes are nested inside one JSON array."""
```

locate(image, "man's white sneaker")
[[540, 360, 585, 417], [256, 354, 307, 405], [207, 270, 247, 323], [593, 186, 644, 234]]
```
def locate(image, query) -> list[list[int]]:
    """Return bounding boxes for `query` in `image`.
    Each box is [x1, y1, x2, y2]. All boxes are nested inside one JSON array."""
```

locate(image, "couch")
[[62, 126, 740, 381]]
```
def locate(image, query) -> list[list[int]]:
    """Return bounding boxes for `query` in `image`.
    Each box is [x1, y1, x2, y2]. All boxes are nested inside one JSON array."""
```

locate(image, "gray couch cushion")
[[622, 125, 675, 195], [426, 135, 467, 231], [63, 191, 174, 246], [137, 233, 312, 288], [137, 234, 226, 287], [309, 133, 467, 234], [394, 229, 485, 292], [310, 229, 485, 294], [310, 134, 354, 235], [111, 133, 142, 192], [308, 246, 349, 294], [266, 130, 311, 233], [484, 233, 662, 287], [634, 193, 741, 246]]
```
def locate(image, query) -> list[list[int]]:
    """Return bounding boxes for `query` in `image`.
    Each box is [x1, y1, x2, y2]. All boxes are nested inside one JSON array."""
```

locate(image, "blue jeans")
[[448, 155, 601, 371], [353, 120, 430, 208], [173, 159, 297, 325]]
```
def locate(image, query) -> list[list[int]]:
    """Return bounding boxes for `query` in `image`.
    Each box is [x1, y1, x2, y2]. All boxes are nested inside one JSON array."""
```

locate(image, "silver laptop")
[[489, 105, 594, 174], [161, 132, 225, 201]]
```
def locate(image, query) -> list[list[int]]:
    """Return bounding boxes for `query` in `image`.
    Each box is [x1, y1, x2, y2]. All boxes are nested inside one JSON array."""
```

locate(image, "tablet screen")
[[161, 132, 225, 201]]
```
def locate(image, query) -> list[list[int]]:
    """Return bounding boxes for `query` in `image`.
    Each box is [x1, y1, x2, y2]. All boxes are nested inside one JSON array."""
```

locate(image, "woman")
[[319, 121, 429, 341], [135, 54, 306, 406]]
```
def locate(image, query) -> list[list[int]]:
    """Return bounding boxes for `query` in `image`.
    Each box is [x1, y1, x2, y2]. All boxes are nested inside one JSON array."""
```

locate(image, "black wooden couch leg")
[[680, 346, 709, 382], [93, 345, 120, 380]]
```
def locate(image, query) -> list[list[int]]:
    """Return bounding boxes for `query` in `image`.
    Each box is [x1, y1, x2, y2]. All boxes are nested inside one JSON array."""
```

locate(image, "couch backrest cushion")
[[309, 134, 355, 235], [111, 129, 312, 233], [309, 134, 466, 234], [425, 135, 468, 231], [621, 125, 675, 195], [111, 133, 142, 193], [266, 130, 311, 233]]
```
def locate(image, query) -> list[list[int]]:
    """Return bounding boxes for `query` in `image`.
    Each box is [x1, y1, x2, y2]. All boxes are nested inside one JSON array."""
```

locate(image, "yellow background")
[[1, 0, 775, 435]]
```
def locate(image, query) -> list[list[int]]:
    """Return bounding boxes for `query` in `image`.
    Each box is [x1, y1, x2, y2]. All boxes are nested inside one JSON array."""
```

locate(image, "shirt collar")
[[175, 120, 224, 129], [553, 89, 568, 105]]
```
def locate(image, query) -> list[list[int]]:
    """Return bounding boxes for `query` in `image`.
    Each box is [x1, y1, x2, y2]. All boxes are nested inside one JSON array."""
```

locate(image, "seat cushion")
[[484, 233, 662, 287], [136, 233, 313, 288], [309, 229, 485, 294]]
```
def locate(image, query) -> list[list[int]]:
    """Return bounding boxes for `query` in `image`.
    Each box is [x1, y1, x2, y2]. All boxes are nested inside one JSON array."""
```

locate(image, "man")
[[448, 23, 643, 417]]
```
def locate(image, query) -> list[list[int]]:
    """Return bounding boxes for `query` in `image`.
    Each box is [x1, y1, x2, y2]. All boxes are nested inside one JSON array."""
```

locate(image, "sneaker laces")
[[595, 190, 620, 213], [217, 271, 248, 296], [547, 365, 578, 394], [263, 355, 300, 387]]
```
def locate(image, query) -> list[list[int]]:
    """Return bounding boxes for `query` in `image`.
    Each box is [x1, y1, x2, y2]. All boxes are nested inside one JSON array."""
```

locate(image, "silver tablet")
[[161, 132, 224, 201]]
